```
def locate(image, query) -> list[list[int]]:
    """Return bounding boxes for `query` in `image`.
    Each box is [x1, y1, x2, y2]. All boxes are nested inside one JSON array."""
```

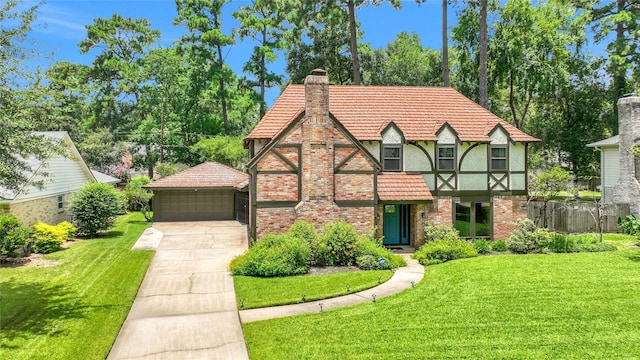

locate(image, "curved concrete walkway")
[[239, 255, 425, 323], [114, 224, 425, 359]]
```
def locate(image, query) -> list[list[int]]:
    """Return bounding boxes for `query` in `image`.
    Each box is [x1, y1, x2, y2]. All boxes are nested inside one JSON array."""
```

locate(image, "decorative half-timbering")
[[245, 69, 539, 244]]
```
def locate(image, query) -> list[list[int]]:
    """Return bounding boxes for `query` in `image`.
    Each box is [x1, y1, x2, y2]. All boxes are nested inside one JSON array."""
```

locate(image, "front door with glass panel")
[[383, 204, 410, 245], [454, 201, 491, 238]]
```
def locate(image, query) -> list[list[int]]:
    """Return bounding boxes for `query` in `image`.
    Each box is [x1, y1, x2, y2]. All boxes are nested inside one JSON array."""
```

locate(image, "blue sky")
[[25, 0, 447, 104]]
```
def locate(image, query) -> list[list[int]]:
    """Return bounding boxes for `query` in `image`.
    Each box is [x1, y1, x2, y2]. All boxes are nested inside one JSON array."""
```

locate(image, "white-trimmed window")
[[490, 146, 508, 171], [437, 146, 455, 171], [383, 145, 401, 171], [57, 195, 64, 211]]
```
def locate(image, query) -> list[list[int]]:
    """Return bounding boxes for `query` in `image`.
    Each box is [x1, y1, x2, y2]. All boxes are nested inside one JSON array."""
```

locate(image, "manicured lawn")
[[0, 213, 153, 360], [243, 240, 640, 359], [234, 270, 394, 309]]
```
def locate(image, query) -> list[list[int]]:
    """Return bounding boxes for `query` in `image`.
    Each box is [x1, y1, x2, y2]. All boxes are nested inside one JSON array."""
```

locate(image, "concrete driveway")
[[107, 221, 250, 360]]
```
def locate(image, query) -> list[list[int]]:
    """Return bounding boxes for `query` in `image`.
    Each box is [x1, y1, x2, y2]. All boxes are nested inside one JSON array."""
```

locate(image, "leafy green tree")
[[175, 0, 236, 130], [233, 0, 289, 118], [69, 182, 123, 237], [76, 128, 127, 174], [191, 136, 248, 169], [530, 166, 573, 227], [585, 0, 639, 131], [361, 32, 442, 86], [79, 14, 160, 132], [0, 0, 60, 192], [124, 176, 153, 221]]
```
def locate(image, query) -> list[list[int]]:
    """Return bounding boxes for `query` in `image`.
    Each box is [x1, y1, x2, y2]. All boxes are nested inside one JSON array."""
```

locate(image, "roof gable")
[[1, 132, 96, 201], [246, 85, 539, 144]]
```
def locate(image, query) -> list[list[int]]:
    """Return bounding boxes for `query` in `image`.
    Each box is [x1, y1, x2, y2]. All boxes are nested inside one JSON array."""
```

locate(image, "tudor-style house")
[[244, 70, 539, 247]]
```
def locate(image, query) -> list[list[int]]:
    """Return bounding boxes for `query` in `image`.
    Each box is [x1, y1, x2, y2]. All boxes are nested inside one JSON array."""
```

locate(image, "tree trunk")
[[442, 0, 450, 87], [216, 43, 229, 131], [347, 0, 361, 85], [479, 0, 488, 109], [260, 27, 267, 119], [611, 0, 627, 133]]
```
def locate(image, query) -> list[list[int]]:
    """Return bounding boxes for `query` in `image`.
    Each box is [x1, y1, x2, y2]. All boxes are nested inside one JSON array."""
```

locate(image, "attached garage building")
[[145, 162, 249, 223]]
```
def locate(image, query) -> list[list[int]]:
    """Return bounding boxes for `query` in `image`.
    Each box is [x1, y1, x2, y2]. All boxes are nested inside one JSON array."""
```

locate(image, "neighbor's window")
[[383, 145, 401, 172], [490, 146, 508, 171], [57, 195, 64, 211], [438, 146, 455, 170]]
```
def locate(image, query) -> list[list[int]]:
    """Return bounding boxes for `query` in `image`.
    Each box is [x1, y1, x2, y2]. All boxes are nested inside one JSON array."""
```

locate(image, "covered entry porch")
[[376, 173, 432, 248]]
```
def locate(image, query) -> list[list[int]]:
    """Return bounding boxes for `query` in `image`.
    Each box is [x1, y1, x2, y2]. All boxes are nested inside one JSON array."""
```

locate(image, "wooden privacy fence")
[[527, 201, 630, 234]]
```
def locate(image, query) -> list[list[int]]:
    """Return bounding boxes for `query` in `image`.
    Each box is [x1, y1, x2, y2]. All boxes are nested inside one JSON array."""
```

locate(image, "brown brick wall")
[[256, 207, 296, 239], [256, 174, 299, 201], [428, 196, 453, 227], [257, 152, 293, 171], [335, 174, 374, 201], [340, 152, 375, 171], [412, 204, 429, 248], [277, 146, 300, 165], [493, 195, 528, 240]]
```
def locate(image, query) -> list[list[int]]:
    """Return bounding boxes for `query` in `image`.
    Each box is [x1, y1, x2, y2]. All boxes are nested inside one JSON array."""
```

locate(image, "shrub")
[[355, 255, 380, 270], [473, 239, 490, 254], [413, 238, 478, 266], [0, 214, 31, 257], [69, 182, 123, 237], [547, 233, 574, 253], [155, 163, 189, 178], [618, 214, 640, 236], [288, 220, 327, 266], [355, 237, 406, 269], [229, 233, 310, 277], [124, 176, 153, 221], [490, 240, 508, 252], [506, 219, 551, 254], [318, 220, 360, 266], [567, 234, 617, 253], [424, 223, 460, 242], [31, 221, 76, 254]]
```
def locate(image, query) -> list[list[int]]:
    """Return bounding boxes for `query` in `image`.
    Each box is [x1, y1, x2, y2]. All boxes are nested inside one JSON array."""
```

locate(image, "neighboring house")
[[587, 95, 640, 215], [145, 162, 249, 223], [244, 69, 539, 246], [0, 132, 116, 226], [586, 135, 619, 203]]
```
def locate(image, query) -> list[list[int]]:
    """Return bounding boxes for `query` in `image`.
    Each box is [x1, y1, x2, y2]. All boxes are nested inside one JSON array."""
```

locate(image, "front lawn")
[[0, 213, 153, 360], [234, 270, 394, 309], [243, 241, 640, 359]]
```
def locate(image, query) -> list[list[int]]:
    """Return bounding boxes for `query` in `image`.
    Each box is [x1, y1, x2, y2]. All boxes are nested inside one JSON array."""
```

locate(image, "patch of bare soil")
[[307, 266, 362, 276], [0, 238, 85, 269], [0, 253, 60, 268]]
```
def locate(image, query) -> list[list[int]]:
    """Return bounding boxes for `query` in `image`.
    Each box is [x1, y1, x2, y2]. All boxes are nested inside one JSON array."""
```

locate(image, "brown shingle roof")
[[145, 162, 248, 190], [377, 173, 433, 201], [246, 85, 539, 143]]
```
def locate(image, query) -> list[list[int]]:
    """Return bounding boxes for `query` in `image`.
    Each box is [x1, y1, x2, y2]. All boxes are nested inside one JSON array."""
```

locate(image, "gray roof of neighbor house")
[[144, 162, 249, 190], [91, 170, 121, 184], [587, 135, 619, 148]]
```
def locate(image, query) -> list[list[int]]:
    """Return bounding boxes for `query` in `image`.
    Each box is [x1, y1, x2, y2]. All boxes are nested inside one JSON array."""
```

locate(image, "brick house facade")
[[245, 70, 539, 246]]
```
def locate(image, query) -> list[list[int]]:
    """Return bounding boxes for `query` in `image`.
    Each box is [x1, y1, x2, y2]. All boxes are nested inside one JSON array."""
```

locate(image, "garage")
[[145, 162, 249, 223]]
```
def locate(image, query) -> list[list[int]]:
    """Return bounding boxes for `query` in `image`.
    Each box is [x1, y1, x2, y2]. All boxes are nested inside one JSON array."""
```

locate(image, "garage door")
[[153, 190, 235, 221]]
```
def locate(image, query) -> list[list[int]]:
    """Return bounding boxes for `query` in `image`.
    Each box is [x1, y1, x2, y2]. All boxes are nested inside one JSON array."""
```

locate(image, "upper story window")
[[383, 145, 401, 171], [490, 146, 508, 171], [437, 146, 455, 171]]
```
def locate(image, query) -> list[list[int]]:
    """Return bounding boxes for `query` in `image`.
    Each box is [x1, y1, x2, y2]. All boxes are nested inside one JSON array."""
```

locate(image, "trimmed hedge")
[[229, 234, 310, 277]]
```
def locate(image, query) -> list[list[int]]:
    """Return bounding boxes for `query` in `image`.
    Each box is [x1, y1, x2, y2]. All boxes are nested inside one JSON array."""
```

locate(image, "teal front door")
[[383, 204, 410, 245]]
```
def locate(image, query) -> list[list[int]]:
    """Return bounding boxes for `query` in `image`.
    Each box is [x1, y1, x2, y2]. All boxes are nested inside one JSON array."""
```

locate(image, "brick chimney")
[[613, 95, 640, 215], [296, 69, 339, 223]]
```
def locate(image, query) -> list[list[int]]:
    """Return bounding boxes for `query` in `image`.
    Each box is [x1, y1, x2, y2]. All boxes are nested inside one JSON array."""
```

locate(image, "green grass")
[[234, 270, 393, 309], [243, 239, 640, 359], [0, 213, 153, 360], [531, 190, 601, 202]]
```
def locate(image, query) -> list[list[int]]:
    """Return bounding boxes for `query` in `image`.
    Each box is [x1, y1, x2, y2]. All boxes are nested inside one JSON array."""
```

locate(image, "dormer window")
[[490, 146, 508, 171], [381, 122, 403, 172], [437, 146, 455, 171], [383, 145, 401, 171]]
